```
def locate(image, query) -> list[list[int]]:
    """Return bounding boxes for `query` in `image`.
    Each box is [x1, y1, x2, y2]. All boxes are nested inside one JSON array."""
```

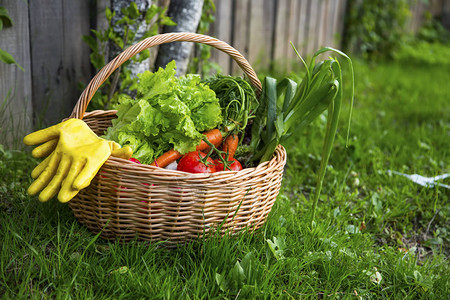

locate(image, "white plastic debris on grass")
[[388, 171, 450, 189]]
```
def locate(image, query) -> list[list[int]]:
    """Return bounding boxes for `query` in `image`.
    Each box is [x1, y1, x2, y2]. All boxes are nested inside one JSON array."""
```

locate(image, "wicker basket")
[[67, 33, 287, 244]]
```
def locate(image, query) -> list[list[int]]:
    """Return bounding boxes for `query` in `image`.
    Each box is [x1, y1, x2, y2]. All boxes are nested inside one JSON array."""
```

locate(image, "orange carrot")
[[151, 149, 182, 168], [151, 129, 222, 167], [222, 134, 239, 159]]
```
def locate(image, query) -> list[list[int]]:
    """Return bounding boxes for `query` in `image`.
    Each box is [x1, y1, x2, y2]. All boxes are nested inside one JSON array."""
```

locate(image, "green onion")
[[250, 45, 355, 226]]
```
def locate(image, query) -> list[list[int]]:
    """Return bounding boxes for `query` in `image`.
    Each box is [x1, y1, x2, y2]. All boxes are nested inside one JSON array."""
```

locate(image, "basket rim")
[[81, 110, 287, 178]]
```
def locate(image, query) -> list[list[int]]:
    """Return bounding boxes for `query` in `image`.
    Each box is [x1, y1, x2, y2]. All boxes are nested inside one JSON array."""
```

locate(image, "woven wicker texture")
[[67, 33, 286, 244]]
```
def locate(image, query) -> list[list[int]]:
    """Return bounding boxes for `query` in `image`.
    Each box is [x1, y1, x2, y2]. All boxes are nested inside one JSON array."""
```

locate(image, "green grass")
[[1, 58, 449, 299]]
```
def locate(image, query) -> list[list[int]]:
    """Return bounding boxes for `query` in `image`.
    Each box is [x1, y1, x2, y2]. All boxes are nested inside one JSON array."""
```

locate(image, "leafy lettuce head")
[[104, 61, 222, 164]]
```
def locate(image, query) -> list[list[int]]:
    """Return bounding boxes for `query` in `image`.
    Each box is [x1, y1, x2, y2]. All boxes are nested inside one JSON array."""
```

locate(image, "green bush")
[[394, 12, 450, 66], [343, 0, 411, 59], [395, 41, 450, 66], [416, 11, 450, 44]]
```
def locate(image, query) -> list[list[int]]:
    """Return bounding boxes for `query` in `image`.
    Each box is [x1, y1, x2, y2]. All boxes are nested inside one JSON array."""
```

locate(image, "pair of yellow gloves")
[[24, 119, 132, 203]]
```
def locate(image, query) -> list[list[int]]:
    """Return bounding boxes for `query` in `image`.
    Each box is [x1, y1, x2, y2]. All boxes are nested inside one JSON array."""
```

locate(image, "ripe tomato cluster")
[[176, 151, 242, 173], [128, 152, 243, 174]]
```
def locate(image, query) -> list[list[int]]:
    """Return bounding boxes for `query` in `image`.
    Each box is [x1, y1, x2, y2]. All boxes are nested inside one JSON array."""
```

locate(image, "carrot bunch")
[[151, 129, 222, 168], [152, 129, 240, 171]]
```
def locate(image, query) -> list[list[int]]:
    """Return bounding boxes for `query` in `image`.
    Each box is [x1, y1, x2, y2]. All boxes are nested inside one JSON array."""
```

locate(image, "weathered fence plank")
[[306, 0, 318, 55], [29, 0, 91, 127], [210, 0, 233, 74], [0, 0, 33, 148], [316, 0, 326, 50], [231, 0, 250, 74], [410, 0, 426, 32], [323, 0, 334, 47], [273, 0, 290, 72], [247, 0, 276, 71], [296, 0, 309, 56], [331, 0, 344, 47], [286, 0, 300, 71], [29, 1, 64, 125], [337, 0, 347, 42], [61, 1, 91, 113], [1, 0, 445, 148]]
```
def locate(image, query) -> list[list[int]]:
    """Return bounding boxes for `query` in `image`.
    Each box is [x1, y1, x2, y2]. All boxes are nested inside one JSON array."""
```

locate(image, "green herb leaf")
[[82, 35, 98, 52], [0, 48, 24, 71], [0, 7, 13, 28], [105, 7, 113, 22]]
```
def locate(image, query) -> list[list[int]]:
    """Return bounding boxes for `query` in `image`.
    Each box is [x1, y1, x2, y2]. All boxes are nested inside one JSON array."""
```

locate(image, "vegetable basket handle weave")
[[70, 33, 262, 119], [67, 33, 286, 245]]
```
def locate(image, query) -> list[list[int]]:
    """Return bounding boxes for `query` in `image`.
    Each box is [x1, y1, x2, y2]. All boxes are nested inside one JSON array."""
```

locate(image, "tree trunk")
[[154, 0, 204, 76], [110, 0, 152, 77]]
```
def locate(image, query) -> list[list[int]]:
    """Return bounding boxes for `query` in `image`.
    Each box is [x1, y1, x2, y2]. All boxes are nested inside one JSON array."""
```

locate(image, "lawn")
[[1, 57, 449, 298]]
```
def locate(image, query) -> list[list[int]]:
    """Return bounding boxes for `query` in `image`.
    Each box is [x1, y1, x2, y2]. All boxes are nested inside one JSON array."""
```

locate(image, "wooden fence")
[[0, 0, 92, 147], [209, 0, 347, 75], [1, 0, 448, 148]]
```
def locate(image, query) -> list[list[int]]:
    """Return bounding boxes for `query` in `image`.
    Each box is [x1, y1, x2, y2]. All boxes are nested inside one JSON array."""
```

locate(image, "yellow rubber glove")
[[23, 118, 132, 203]]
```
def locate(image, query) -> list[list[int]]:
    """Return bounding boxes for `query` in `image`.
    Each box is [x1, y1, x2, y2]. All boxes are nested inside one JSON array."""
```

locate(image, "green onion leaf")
[[265, 77, 278, 145]]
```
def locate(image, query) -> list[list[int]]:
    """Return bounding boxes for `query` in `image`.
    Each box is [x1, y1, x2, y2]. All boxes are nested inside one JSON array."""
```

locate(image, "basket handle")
[[70, 32, 262, 119]]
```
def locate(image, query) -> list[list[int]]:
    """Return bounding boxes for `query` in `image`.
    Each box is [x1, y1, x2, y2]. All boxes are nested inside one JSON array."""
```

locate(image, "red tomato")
[[214, 158, 243, 172], [177, 151, 216, 173]]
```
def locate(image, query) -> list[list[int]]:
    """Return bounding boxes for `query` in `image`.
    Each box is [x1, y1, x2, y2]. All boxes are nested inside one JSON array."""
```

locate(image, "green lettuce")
[[104, 61, 222, 164]]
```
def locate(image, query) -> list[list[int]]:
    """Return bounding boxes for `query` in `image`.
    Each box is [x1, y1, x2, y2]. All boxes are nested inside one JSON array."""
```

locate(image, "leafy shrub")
[[0, 6, 23, 70], [83, 3, 175, 110], [416, 11, 450, 44], [394, 12, 450, 66], [343, 0, 411, 59], [394, 41, 450, 66]]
